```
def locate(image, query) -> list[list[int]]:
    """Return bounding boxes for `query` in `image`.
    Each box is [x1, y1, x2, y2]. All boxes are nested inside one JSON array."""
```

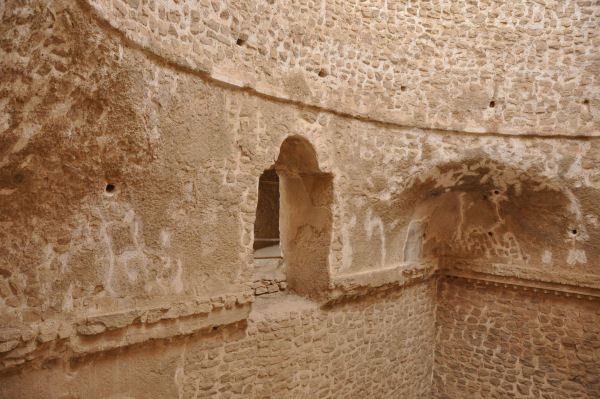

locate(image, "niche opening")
[[252, 136, 333, 300], [254, 170, 283, 257]]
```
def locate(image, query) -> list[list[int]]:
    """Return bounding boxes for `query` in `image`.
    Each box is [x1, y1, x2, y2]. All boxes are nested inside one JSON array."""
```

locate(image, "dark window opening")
[[253, 169, 282, 259]]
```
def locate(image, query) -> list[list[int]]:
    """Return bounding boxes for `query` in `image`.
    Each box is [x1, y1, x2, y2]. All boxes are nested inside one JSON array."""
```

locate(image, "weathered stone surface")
[[0, 328, 21, 343], [0, 341, 19, 354], [434, 278, 600, 398], [0, 0, 599, 398], [86, 309, 142, 330], [85, 0, 600, 136], [76, 323, 107, 336], [1, 283, 437, 398], [1, 0, 599, 323], [37, 321, 59, 343]]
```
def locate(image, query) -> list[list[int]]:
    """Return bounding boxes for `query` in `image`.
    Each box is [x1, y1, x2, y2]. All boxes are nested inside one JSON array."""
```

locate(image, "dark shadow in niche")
[[396, 158, 589, 269], [253, 169, 284, 283], [254, 169, 280, 251]]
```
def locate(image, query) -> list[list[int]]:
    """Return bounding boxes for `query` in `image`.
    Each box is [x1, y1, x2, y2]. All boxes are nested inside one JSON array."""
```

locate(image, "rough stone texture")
[[85, 0, 600, 136], [0, 0, 599, 397], [2, 1, 598, 314], [1, 282, 436, 399], [434, 277, 600, 399]]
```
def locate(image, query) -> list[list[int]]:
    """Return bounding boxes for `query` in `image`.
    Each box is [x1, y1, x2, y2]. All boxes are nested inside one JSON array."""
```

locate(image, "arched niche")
[[396, 158, 599, 281], [253, 135, 333, 299]]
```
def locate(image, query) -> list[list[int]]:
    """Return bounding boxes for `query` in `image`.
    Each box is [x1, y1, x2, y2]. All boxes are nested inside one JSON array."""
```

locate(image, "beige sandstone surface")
[[0, 0, 599, 398]]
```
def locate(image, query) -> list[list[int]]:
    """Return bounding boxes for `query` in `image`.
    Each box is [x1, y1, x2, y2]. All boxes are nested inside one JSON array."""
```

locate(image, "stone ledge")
[[327, 260, 439, 303], [327, 258, 600, 302], [441, 258, 600, 295], [0, 290, 253, 374], [2, 259, 598, 374], [70, 302, 251, 355], [442, 272, 600, 300]]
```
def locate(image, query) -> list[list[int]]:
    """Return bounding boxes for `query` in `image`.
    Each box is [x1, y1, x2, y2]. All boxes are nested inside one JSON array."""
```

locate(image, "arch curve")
[[400, 157, 599, 285]]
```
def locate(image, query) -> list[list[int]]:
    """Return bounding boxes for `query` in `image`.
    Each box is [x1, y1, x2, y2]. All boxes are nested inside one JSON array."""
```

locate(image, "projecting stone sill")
[[0, 290, 253, 373], [250, 292, 317, 322], [70, 302, 251, 354], [3, 259, 598, 374], [328, 260, 438, 302], [441, 258, 600, 299]]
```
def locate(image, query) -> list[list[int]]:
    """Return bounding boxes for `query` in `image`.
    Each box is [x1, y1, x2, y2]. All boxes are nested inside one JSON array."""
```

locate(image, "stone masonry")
[[434, 278, 600, 399], [0, 0, 599, 398], [1, 282, 436, 398]]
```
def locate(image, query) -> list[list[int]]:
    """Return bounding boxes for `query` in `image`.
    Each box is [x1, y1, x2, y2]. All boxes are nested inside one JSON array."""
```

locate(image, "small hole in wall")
[[318, 69, 328, 78], [400, 85, 407, 92], [236, 38, 245, 46], [488, 231, 493, 236], [572, 229, 578, 235], [583, 99, 589, 105], [212, 326, 218, 331], [105, 184, 116, 193], [489, 101, 495, 108], [494, 190, 500, 195], [13, 173, 24, 184]]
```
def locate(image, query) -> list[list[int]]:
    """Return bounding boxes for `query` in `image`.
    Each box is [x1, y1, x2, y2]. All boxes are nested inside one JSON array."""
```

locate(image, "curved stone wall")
[[1, 1, 600, 397], [1, 0, 599, 331], [85, 0, 600, 136]]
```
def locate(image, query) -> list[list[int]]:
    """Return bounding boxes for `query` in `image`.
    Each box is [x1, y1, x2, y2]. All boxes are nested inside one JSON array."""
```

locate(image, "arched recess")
[[253, 135, 333, 299], [397, 158, 599, 283]]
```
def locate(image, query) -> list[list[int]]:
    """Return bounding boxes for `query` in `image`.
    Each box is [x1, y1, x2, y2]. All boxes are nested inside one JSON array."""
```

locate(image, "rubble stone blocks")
[[0, 0, 598, 398]]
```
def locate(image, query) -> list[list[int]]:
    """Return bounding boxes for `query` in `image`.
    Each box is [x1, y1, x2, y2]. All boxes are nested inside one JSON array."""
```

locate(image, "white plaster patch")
[[565, 189, 583, 221], [172, 259, 184, 293], [40, 243, 56, 270], [174, 340, 188, 399], [101, 219, 116, 295], [541, 250, 552, 264], [124, 260, 139, 281], [11, 122, 41, 153], [58, 253, 70, 274], [341, 215, 356, 270], [160, 230, 172, 248], [566, 249, 587, 266], [19, 154, 34, 168], [585, 214, 598, 228], [62, 284, 74, 312], [359, 147, 374, 161], [365, 209, 386, 267], [0, 112, 10, 134], [123, 209, 135, 224], [150, 125, 160, 140]]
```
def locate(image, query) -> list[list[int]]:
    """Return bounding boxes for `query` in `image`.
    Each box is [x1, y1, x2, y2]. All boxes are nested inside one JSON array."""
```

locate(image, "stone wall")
[[0, 281, 436, 399], [3, 0, 597, 333], [1, 0, 599, 397], [434, 277, 600, 398], [85, 0, 600, 136]]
